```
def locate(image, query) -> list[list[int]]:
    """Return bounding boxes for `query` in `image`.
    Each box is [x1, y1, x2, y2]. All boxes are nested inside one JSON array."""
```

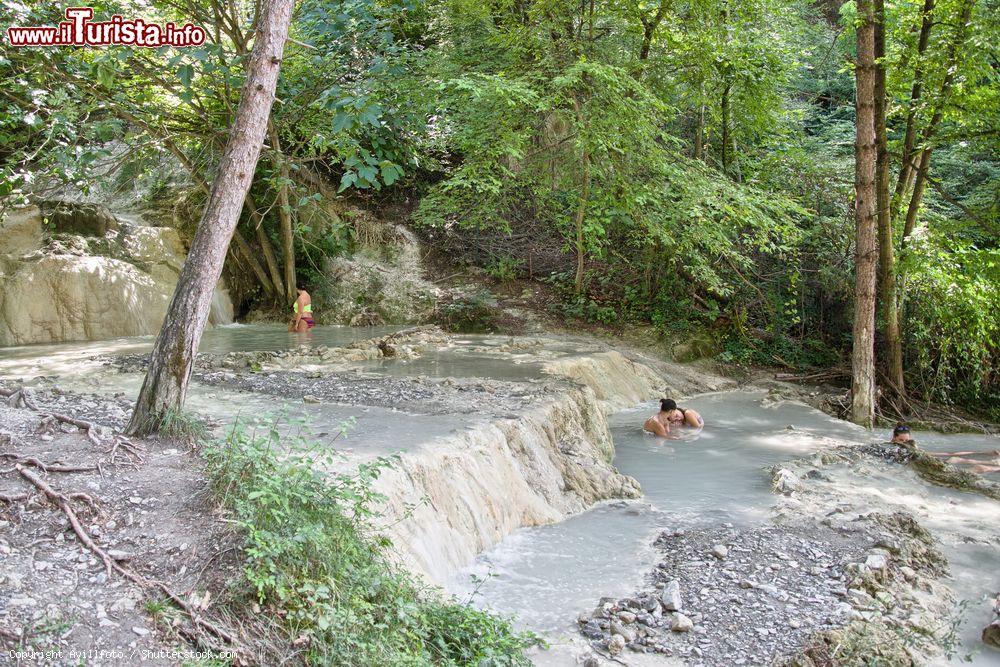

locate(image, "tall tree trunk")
[[572, 92, 591, 295], [890, 0, 935, 221], [874, 0, 905, 397], [144, 129, 277, 298], [851, 0, 879, 428], [268, 125, 297, 302], [126, 0, 295, 436], [729, 128, 742, 183], [247, 197, 285, 297], [636, 0, 668, 64], [693, 95, 705, 160], [232, 228, 276, 295], [721, 81, 732, 176], [250, 202, 285, 297], [901, 0, 974, 240]]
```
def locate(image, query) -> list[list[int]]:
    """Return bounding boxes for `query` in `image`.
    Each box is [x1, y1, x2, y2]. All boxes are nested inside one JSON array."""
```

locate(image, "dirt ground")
[[0, 385, 240, 666]]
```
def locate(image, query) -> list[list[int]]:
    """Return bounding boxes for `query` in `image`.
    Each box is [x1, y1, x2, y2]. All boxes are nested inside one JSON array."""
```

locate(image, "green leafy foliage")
[[0, 0, 995, 413], [204, 416, 537, 664]]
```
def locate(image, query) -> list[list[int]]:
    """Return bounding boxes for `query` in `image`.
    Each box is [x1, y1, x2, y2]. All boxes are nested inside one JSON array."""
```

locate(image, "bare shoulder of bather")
[[644, 414, 669, 437], [683, 408, 703, 428]]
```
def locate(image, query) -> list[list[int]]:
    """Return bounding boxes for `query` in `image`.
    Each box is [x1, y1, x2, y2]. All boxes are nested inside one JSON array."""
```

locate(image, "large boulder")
[[0, 204, 232, 346], [40, 200, 119, 237]]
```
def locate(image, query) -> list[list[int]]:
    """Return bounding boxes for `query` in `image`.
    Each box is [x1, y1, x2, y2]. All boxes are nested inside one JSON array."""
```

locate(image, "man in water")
[[644, 399, 674, 437], [891, 423, 913, 445], [289, 282, 314, 333]]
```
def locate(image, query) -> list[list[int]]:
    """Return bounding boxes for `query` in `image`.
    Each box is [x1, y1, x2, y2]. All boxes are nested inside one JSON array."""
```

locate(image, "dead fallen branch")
[[13, 464, 236, 646], [774, 369, 850, 383]]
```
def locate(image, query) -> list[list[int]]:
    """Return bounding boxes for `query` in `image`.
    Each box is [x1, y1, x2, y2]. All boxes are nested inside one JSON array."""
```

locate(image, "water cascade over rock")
[[370, 349, 682, 584]]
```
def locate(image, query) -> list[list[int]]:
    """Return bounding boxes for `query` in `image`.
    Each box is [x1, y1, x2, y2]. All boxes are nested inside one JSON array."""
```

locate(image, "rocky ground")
[[578, 523, 874, 664], [190, 369, 563, 418], [576, 455, 973, 666], [0, 386, 240, 665]]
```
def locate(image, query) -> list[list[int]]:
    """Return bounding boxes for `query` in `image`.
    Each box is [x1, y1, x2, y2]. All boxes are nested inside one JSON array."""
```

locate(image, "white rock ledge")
[[375, 350, 671, 584]]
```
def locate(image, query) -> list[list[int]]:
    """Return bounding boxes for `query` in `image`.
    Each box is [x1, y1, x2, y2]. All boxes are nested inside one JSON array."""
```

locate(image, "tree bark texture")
[[851, 0, 879, 428], [873, 0, 905, 396], [126, 0, 296, 436]]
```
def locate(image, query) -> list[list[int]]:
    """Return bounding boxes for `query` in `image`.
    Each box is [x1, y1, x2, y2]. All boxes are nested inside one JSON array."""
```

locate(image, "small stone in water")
[[608, 634, 626, 655], [712, 544, 728, 560], [582, 621, 603, 639]]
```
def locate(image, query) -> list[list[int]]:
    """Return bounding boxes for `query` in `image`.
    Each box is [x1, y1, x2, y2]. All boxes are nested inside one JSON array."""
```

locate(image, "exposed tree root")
[[3, 388, 39, 410], [12, 464, 237, 649], [0, 626, 23, 643], [1, 451, 98, 474], [0, 389, 148, 467], [104, 435, 146, 467]]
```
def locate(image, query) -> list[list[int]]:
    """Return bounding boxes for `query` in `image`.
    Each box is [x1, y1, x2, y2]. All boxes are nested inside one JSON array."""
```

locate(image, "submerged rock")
[[984, 595, 1000, 649], [771, 467, 803, 494], [984, 620, 1000, 649]]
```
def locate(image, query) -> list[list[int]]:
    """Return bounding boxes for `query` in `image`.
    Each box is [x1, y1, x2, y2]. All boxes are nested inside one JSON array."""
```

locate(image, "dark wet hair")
[[893, 423, 911, 436], [296, 281, 307, 291], [660, 398, 677, 412]]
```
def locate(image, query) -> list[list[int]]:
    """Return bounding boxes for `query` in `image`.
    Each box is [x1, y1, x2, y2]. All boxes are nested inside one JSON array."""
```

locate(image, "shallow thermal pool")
[[2, 328, 997, 664], [449, 393, 866, 635], [449, 391, 999, 665], [0, 323, 405, 379]]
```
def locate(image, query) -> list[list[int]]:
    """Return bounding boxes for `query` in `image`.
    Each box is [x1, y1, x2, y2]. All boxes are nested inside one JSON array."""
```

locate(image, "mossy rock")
[[40, 201, 119, 237], [786, 620, 917, 666], [671, 331, 719, 362]]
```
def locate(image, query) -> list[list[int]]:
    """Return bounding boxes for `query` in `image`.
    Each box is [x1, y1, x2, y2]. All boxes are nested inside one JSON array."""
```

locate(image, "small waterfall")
[[373, 352, 673, 584], [209, 286, 234, 325]]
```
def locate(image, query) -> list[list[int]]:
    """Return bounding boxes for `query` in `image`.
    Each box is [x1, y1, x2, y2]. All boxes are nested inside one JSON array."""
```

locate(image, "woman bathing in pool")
[[644, 398, 703, 437], [289, 282, 314, 333]]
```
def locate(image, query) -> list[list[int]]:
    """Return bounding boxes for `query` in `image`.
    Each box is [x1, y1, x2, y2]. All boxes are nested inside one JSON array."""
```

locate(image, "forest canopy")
[[1, 0, 997, 418]]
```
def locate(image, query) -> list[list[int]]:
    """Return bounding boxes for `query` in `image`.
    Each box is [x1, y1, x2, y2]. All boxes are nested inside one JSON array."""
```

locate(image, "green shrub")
[[436, 290, 503, 333], [204, 417, 536, 665]]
